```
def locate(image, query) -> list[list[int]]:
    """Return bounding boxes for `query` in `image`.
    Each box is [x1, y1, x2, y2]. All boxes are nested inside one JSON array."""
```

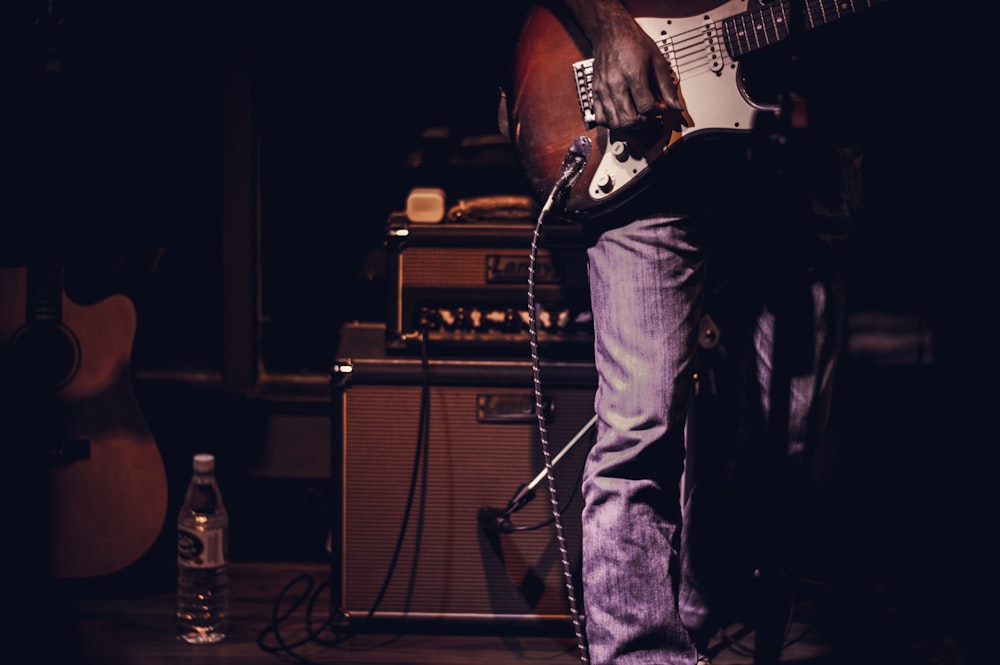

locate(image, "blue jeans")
[[581, 213, 844, 665]]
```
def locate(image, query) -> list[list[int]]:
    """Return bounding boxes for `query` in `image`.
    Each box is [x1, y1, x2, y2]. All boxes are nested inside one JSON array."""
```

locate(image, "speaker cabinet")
[[331, 322, 596, 632]]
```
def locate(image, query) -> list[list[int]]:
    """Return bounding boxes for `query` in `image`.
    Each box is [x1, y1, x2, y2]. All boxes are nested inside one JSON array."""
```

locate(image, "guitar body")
[[509, 0, 885, 219], [511, 0, 758, 219], [0, 266, 168, 579]]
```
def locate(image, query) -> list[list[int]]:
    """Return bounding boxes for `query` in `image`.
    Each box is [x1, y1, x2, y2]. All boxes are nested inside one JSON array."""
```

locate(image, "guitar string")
[[622, 0, 881, 89]]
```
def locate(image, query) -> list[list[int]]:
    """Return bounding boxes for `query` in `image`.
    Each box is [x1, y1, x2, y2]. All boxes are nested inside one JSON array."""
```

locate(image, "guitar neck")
[[722, 0, 887, 59], [26, 261, 65, 324]]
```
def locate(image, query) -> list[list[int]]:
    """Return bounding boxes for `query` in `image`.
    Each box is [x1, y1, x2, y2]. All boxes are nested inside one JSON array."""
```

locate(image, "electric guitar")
[[509, 0, 888, 219], [0, 262, 168, 579]]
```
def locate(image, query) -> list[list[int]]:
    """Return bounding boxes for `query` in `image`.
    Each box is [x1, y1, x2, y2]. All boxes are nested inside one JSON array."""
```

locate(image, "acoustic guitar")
[[508, 0, 888, 220], [0, 262, 168, 579]]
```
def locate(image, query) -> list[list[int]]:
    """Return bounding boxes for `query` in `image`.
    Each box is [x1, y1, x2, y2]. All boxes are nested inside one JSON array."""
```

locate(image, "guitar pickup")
[[700, 21, 725, 75]]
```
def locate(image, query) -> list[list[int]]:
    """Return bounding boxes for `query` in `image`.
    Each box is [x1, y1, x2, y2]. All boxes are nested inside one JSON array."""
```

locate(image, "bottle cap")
[[193, 453, 215, 472]]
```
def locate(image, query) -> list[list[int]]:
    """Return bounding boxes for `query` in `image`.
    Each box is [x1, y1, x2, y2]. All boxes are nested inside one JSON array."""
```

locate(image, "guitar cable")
[[527, 136, 592, 665], [257, 139, 594, 664], [257, 325, 435, 662]]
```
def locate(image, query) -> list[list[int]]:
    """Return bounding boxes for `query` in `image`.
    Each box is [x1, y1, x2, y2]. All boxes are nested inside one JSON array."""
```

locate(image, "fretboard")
[[721, 0, 887, 60]]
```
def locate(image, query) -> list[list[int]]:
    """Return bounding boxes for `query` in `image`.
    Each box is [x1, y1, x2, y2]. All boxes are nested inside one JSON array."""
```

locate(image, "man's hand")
[[566, 0, 686, 129]]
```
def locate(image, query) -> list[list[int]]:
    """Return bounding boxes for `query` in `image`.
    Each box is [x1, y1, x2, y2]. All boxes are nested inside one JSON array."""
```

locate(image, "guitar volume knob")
[[610, 140, 629, 162], [596, 171, 614, 193]]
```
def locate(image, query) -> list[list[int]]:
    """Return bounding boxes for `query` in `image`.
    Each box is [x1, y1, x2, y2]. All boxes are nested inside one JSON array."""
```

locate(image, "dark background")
[[2, 2, 986, 659], [4, 0, 533, 376], [3, 0, 955, 376]]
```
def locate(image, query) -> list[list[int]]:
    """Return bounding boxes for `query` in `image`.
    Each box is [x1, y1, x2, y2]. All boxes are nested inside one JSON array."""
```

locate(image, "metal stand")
[[478, 413, 597, 534]]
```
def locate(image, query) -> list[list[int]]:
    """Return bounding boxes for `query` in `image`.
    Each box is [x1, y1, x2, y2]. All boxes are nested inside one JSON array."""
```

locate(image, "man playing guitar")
[[508, 1, 881, 663]]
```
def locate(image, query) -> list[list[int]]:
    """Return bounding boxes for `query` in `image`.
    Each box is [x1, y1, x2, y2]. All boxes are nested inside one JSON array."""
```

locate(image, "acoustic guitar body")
[[0, 266, 168, 579]]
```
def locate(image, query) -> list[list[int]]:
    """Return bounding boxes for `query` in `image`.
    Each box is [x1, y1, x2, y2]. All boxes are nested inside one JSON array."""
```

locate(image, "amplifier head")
[[384, 214, 593, 357]]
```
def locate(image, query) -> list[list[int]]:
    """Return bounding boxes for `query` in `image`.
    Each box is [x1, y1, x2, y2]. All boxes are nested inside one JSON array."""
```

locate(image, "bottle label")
[[178, 526, 226, 568]]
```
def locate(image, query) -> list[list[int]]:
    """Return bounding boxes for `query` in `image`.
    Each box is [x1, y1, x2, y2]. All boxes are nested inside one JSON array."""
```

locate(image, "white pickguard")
[[574, 3, 777, 202]]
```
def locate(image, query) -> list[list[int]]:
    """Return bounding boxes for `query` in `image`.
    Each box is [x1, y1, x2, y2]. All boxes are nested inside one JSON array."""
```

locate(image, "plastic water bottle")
[[176, 453, 229, 644]]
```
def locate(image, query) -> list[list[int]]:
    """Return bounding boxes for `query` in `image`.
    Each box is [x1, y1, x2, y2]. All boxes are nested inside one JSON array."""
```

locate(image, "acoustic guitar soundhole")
[[9, 322, 81, 392]]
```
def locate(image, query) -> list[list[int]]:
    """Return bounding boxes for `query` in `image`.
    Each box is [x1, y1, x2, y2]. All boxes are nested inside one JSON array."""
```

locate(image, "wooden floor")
[[31, 345, 983, 665], [39, 558, 971, 665]]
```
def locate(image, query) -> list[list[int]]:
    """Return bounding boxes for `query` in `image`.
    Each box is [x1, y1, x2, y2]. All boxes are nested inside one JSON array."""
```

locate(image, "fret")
[[739, 14, 754, 53], [765, 2, 782, 43], [777, 1, 791, 40], [726, 14, 750, 58], [721, 18, 737, 58], [749, 12, 763, 51], [749, 12, 763, 48], [804, 1, 818, 29], [821, 0, 837, 23]]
